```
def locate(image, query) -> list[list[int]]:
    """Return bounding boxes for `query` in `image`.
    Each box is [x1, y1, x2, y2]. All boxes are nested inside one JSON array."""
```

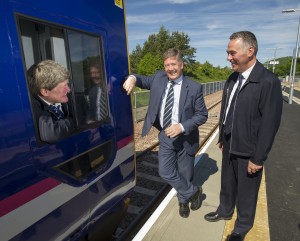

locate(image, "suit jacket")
[[218, 61, 282, 165], [134, 70, 208, 155], [32, 95, 75, 143]]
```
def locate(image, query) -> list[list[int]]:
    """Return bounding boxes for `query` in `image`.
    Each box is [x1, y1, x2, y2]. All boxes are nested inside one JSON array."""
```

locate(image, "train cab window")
[[67, 30, 109, 125], [18, 17, 109, 143], [54, 140, 113, 181], [19, 19, 67, 70]]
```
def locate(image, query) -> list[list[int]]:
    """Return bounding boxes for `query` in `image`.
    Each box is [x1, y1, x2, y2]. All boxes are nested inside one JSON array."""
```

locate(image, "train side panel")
[[0, 0, 135, 240]]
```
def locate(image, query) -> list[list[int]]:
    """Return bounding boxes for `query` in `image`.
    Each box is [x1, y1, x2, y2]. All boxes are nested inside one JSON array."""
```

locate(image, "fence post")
[[134, 92, 137, 122]]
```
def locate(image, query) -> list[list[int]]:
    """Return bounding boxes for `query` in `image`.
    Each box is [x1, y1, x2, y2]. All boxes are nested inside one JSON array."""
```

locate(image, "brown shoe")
[[190, 186, 203, 211], [179, 202, 190, 218]]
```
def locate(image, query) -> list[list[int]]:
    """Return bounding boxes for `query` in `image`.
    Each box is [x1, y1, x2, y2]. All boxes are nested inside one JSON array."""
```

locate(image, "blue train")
[[0, 0, 135, 240]]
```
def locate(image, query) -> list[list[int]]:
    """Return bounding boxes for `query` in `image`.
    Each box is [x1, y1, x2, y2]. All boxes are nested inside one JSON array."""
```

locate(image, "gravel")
[[134, 91, 223, 152]]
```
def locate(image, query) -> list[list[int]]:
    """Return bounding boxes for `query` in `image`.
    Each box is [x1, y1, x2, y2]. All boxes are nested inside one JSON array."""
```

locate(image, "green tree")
[[186, 61, 232, 83], [170, 31, 196, 64], [137, 53, 163, 75], [263, 56, 300, 78], [129, 44, 142, 73], [130, 26, 196, 74], [129, 26, 233, 82]]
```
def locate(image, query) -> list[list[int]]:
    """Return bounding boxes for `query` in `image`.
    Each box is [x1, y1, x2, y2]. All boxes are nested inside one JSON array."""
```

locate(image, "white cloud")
[[127, 12, 176, 24], [163, 0, 200, 4], [126, 0, 300, 67]]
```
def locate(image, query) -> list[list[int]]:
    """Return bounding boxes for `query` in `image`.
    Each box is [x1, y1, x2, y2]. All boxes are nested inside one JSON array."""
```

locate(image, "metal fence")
[[202, 80, 226, 96], [132, 80, 226, 122]]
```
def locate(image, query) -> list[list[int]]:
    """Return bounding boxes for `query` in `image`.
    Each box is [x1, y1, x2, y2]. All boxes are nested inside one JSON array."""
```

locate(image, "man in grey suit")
[[204, 31, 282, 241], [123, 48, 208, 218]]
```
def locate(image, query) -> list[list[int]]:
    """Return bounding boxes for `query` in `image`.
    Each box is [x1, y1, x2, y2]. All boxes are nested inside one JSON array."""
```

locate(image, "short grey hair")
[[27, 60, 70, 95], [230, 31, 258, 56], [163, 48, 183, 62]]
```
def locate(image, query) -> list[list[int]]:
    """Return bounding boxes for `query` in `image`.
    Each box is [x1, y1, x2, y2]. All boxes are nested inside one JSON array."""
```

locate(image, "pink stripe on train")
[[0, 178, 61, 217], [0, 135, 134, 217]]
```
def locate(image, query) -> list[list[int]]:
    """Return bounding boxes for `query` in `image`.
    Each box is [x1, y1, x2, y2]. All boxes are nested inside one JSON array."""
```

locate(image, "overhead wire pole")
[[266, 47, 283, 73], [262, 57, 271, 70], [289, 57, 294, 85], [282, 8, 300, 104]]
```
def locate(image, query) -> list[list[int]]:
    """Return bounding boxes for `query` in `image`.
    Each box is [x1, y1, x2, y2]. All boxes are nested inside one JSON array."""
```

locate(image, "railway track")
[[112, 94, 222, 241]]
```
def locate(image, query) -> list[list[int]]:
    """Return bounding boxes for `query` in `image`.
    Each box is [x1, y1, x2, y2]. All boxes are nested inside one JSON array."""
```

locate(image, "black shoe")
[[204, 211, 232, 222], [179, 202, 190, 218], [227, 232, 244, 241], [190, 186, 203, 211]]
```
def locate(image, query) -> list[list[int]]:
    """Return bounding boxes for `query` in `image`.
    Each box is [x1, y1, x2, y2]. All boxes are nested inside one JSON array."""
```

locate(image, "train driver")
[[27, 60, 75, 143]]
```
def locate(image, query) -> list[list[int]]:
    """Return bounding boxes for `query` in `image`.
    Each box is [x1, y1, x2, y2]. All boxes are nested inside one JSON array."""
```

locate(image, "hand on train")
[[123, 75, 136, 95], [247, 160, 263, 175], [164, 124, 183, 138]]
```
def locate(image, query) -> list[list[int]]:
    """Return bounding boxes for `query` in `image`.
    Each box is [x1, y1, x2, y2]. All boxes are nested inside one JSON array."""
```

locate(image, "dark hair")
[[230, 31, 258, 55], [89, 60, 102, 70]]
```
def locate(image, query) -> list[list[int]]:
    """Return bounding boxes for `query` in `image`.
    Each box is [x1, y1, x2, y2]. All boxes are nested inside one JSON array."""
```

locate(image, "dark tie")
[[224, 74, 243, 135], [50, 104, 64, 119], [163, 81, 175, 129]]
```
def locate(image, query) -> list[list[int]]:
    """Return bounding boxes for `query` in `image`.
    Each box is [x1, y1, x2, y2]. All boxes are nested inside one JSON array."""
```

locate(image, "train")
[[0, 0, 135, 240]]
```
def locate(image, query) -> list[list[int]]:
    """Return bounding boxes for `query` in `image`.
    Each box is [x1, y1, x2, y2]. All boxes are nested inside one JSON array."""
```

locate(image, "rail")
[[112, 95, 222, 241]]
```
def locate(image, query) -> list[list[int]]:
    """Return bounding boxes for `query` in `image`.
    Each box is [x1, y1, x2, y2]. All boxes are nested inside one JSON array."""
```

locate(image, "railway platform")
[[131, 92, 300, 241]]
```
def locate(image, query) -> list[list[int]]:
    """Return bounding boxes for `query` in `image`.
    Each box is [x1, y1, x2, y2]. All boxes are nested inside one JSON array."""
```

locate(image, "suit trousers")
[[158, 130, 197, 203], [217, 129, 263, 235]]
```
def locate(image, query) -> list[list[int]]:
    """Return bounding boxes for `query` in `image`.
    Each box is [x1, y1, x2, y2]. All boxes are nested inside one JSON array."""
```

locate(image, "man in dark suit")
[[204, 31, 282, 241], [27, 60, 75, 143], [123, 48, 208, 218]]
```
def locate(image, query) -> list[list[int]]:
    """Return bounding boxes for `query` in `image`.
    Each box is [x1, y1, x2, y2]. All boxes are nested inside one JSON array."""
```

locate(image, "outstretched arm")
[[123, 75, 136, 95]]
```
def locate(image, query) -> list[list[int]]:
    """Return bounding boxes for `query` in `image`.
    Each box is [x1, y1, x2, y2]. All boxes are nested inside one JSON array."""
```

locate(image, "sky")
[[125, 0, 300, 68]]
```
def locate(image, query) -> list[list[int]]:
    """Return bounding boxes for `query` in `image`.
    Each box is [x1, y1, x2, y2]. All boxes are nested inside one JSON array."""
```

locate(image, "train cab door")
[[0, 1, 135, 240], [16, 15, 118, 240]]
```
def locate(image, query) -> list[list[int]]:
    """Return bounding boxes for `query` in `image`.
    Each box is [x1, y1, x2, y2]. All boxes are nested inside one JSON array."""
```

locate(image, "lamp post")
[[282, 8, 300, 104], [266, 47, 283, 73]]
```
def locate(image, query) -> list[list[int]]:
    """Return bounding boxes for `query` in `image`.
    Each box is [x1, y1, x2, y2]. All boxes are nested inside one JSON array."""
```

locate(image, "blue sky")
[[125, 0, 300, 68]]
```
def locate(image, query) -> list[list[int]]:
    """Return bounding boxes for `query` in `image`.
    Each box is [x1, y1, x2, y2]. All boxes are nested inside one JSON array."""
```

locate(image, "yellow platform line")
[[222, 170, 270, 241]]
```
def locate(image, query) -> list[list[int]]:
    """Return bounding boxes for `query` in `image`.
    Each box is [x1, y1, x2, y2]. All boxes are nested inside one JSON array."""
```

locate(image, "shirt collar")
[[169, 75, 183, 85], [240, 61, 256, 80], [38, 95, 61, 107]]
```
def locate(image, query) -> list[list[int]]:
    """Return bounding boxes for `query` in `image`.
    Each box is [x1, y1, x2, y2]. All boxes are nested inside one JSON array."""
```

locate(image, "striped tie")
[[50, 104, 64, 119], [99, 91, 107, 119], [163, 81, 175, 129], [95, 87, 107, 120]]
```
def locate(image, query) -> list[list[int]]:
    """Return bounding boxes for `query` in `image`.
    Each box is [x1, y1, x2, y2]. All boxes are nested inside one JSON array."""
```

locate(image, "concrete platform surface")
[[132, 91, 300, 241]]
